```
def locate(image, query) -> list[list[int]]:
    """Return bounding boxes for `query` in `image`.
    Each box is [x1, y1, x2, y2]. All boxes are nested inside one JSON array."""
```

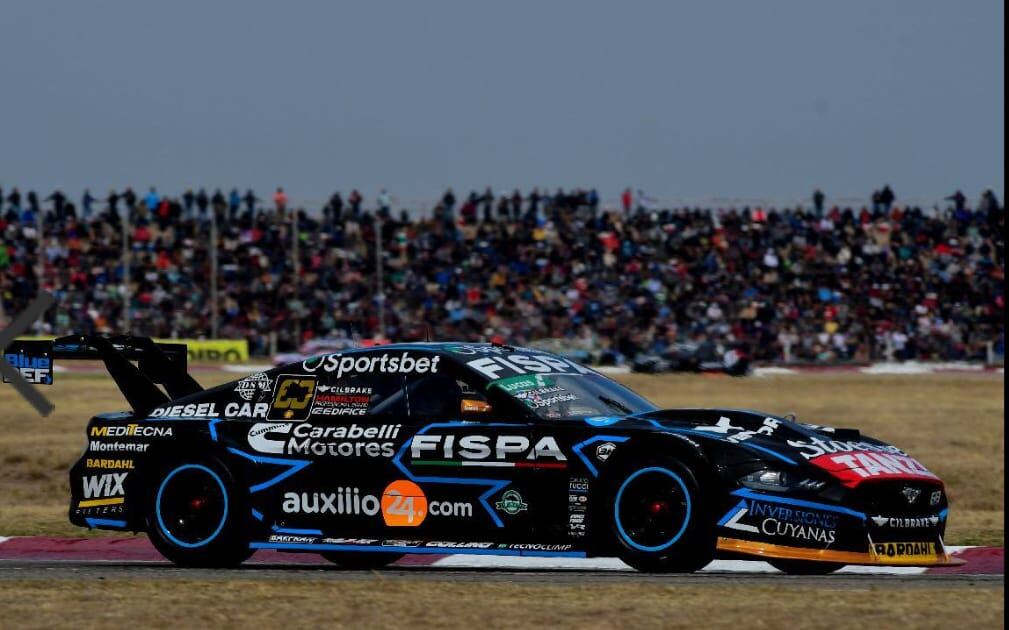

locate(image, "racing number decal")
[[382, 480, 428, 527], [268, 375, 317, 420]]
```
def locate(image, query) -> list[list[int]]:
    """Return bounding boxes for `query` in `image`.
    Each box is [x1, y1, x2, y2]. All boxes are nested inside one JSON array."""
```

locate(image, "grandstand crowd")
[[0, 184, 1003, 364]]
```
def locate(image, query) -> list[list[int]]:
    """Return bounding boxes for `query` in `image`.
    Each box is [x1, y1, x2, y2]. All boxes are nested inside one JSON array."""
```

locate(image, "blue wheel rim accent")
[[155, 464, 229, 549], [614, 466, 692, 552]]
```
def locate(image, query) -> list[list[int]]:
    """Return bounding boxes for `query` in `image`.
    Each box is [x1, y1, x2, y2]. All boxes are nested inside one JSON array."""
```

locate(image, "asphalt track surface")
[[0, 560, 1002, 587]]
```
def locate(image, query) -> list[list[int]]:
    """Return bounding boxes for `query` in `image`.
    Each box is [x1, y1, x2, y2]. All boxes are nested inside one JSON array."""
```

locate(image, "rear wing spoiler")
[[3, 335, 203, 414]]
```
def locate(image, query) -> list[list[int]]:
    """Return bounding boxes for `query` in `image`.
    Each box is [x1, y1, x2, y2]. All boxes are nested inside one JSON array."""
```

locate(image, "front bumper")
[[715, 487, 963, 567], [716, 536, 965, 567]]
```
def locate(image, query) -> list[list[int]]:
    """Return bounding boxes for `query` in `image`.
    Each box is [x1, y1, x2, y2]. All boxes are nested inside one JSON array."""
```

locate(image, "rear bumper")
[[717, 537, 966, 567]]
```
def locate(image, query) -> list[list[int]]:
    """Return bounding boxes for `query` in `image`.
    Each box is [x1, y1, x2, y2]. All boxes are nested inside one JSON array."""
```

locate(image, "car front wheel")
[[609, 458, 715, 572]]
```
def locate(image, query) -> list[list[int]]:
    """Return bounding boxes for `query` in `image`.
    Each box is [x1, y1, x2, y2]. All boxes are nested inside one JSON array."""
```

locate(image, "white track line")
[[431, 555, 928, 574], [432, 546, 974, 574]]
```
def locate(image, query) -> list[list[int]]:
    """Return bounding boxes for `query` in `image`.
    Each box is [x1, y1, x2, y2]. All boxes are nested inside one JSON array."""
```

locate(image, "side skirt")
[[250, 542, 587, 558]]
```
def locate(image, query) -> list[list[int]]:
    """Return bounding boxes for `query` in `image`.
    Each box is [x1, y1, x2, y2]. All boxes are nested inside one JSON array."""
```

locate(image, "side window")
[[406, 370, 516, 421], [312, 372, 407, 420], [406, 372, 464, 420]]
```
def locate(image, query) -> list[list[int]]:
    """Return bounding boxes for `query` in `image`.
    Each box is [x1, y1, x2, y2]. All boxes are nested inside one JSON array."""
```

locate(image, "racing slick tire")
[[608, 458, 715, 573], [320, 552, 405, 569], [768, 559, 844, 575], [146, 458, 253, 568]]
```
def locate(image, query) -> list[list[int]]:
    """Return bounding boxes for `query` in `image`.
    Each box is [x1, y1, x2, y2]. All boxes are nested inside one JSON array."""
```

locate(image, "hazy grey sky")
[[1, 1, 1003, 206]]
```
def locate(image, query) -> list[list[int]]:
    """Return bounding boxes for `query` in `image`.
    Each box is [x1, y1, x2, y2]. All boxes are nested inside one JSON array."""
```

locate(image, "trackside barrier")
[[13, 337, 249, 363]]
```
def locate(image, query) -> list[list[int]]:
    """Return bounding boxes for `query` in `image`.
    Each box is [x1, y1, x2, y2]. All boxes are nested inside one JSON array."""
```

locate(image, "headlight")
[[739, 470, 826, 493]]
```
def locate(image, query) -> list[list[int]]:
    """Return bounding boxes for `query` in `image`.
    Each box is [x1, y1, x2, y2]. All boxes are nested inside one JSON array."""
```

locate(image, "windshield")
[[489, 373, 657, 421]]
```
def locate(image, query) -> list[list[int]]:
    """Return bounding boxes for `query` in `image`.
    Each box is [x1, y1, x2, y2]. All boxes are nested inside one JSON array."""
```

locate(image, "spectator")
[[812, 189, 825, 214], [621, 188, 633, 214], [0, 185, 1002, 366], [273, 187, 288, 213]]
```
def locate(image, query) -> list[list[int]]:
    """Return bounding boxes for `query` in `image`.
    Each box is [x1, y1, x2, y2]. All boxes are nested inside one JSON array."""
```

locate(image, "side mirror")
[[461, 399, 493, 414]]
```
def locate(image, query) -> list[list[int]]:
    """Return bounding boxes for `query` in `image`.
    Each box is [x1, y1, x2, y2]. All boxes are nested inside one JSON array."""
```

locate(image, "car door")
[[395, 366, 541, 543], [261, 363, 410, 538]]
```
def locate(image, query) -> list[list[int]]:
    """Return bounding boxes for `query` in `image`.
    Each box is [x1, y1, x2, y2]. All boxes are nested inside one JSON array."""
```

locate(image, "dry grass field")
[[0, 371, 1003, 543], [0, 578, 1002, 629], [0, 370, 1003, 629]]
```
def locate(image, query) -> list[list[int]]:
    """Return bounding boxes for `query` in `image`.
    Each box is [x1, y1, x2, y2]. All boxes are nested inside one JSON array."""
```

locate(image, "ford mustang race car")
[[5, 336, 962, 573]]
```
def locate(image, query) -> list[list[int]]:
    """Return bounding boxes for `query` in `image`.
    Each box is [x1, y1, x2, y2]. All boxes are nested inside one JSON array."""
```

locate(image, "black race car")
[[6, 336, 962, 572]]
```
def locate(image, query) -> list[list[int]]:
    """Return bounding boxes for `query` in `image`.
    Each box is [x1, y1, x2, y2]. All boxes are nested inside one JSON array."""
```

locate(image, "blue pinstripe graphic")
[[226, 447, 312, 493], [272, 525, 323, 535], [85, 517, 127, 529]]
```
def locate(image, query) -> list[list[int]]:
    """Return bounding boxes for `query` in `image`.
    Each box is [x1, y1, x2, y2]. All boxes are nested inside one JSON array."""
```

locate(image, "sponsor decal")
[[269, 375, 318, 420], [870, 541, 936, 561], [901, 486, 922, 504], [469, 353, 592, 381], [89, 441, 149, 453], [595, 442, 616, 462], [410, 434, 567, 468], [870, 515, 940, 528], [514, 386, 578, 410], [268, 534, 317, 544], [320, 537, 380, 545], [492, 374, 547, 393], [445, 345, 512, 355], [497, 543, 575, 552], [425, 541, 495, 549], [79, 472, 127, 507], [73, 503, 125, 516], [695, 416, 780, 444], [302, 352, 440, 378], [85, 458, 134, 470], [3, 343, 52, 384], [282, 488, 381, 516], [234, 372, 272, 402], [786, 436, 907, 460], [279, 481, 473, 526], [311, 385, 373, 416], [494, 489, 528, 515], [380, 480, 473, 527], [722, 500, 838, 544], [808, 451, 937, 486], [248, 422, 401, 458], [930, 490, 942, 506], [568, 476, 590, 537], [150, 402, 268, 419], [90, 424, 173, 438]]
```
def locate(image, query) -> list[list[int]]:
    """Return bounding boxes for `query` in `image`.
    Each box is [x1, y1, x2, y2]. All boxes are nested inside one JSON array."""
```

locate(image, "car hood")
[[621, 408, 942, 487]]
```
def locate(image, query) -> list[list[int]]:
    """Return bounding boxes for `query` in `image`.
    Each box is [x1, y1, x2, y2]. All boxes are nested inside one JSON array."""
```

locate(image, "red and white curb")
[[0, 537, 1001, 574]]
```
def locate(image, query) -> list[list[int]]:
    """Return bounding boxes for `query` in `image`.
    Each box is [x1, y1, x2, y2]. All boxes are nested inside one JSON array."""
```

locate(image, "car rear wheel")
[[609, 458, 715, 572], [768, 559, 844, 575], [320, 552, 405, 569], [146, 460, 252, 568]]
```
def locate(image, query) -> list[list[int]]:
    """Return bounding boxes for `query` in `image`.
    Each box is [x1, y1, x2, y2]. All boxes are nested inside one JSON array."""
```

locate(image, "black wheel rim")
[[615, 467, 692, 552], [156, 465, 228, 548]]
